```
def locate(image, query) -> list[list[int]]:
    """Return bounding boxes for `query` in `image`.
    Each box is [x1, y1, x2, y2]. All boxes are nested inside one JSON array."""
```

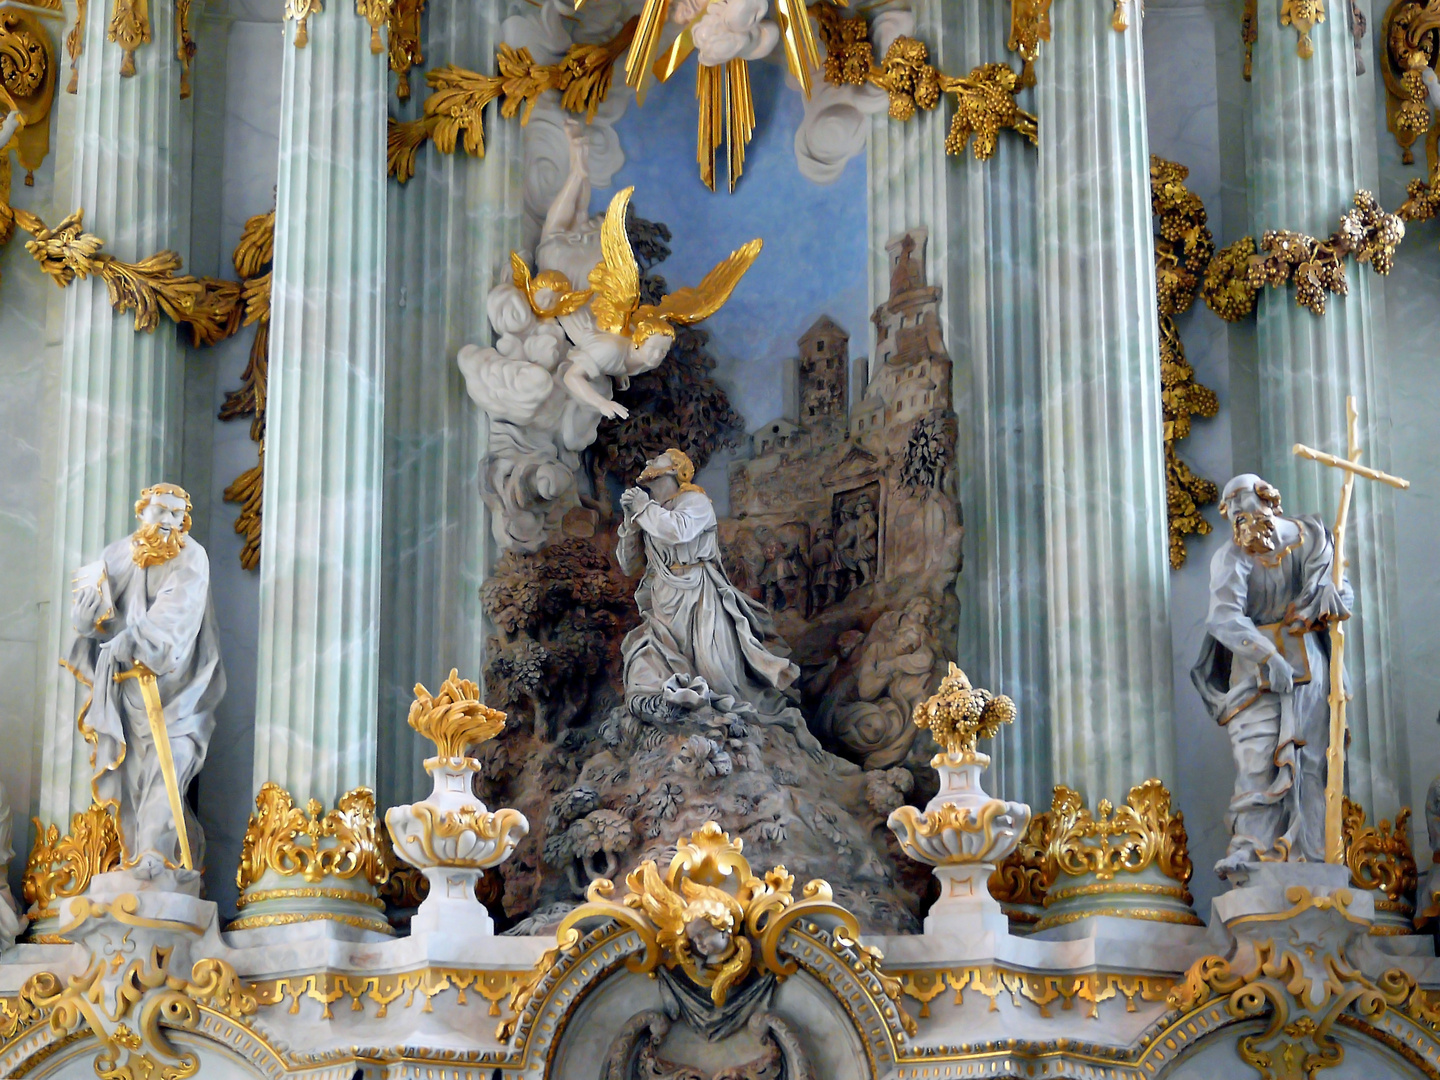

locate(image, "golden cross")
[[1292, 395, 1409, 864]]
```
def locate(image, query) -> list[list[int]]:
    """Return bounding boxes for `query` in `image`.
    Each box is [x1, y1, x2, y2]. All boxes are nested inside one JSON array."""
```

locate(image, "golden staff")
[[113, 661, 194, 870], [1292, 395, 1409, 864]]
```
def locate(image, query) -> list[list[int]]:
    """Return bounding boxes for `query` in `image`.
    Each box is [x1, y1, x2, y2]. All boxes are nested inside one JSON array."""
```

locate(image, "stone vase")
[[385, 756, 528, 936]]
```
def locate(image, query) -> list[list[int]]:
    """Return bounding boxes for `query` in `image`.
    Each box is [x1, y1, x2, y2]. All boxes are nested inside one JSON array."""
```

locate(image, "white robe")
[[67, 538, 225, 869], [618, 489, 799, 718]]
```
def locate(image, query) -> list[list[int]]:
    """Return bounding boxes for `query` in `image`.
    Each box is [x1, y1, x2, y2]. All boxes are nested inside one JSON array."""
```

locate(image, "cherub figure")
[[632, 861, 752, 1005], [538, 184, 762, 420]]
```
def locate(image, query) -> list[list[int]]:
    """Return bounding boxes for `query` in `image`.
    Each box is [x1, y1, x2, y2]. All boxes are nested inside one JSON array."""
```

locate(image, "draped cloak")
[[1190, 514, 1350, 861], [67, 538, 225, 868], [617, 489, 800, 720]]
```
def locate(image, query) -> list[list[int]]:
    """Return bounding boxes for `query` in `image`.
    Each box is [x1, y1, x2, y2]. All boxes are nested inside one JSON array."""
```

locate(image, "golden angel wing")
[[638, 237, 763, 329], [635, 861, 688, 942], [587, 186, 642, 334], [510, 251, 534, 295]]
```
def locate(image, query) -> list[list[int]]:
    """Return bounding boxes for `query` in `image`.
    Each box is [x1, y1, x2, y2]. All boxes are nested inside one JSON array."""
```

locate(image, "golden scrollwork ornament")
[[107, 0, 150, 78], [1342, 797, 1418, 934], [1037, 779, 1202, 931], [888, 664, 1033, 933], [384, 670, 528, 935], [504, 820, 914, 1041], [232, 783, 392, 933], [0, 9, 57, 185], [21, 802, 122, 941]]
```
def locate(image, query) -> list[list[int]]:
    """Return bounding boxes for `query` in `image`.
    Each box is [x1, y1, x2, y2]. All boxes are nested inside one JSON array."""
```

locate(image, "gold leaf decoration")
[[236, 783, 391, 892], [386, 0, 423, 100], [408, 668, 506, 760], [1202, 190, 1405, 320], [1342, 797, 1418, 909], [910, 662, 1016, 759], [988, 810, 1055, 910], [217, 207, 276, 570], [1150, 157, 1219, 569], [21, 802, 123, 927], [1046, 779, 1194, 886], [387, 20, 636, 183], [107, 0, 150, 78]]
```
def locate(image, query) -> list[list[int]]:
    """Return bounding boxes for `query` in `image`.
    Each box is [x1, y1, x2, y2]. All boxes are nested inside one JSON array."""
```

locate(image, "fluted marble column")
[[1034, 4, 1175, 804], [251, 9, 387, 810], [1247, 6, 1406, 818], [378, 3, 524, 808], [38, 0, 193, 828], [866, 0, 1050, 808]]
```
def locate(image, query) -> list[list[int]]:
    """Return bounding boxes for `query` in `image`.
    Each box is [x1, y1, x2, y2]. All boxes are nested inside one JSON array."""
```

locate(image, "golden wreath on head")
[[134, 482, 194, 534]]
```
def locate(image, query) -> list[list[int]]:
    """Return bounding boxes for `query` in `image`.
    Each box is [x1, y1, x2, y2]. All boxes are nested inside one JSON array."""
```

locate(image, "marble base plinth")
[[1034, 864, 1202, 933], [925, 865, 1011, 939], [412, 867, 494, 936], [231, 867, 391, 937]]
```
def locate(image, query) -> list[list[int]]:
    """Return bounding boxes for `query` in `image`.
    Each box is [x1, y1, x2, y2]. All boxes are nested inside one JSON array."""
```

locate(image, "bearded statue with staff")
[[63, 483, 226, 882]]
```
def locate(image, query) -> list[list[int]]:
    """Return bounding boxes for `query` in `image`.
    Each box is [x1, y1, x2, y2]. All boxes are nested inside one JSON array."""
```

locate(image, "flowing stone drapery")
[[1247, 4, 1406, 819], [865, 0, 1050, 809], [378, 4, 525, 809], [249, 0, 387, 873], [37, 0, 193, 829], [1034, 3, 1176, 804]]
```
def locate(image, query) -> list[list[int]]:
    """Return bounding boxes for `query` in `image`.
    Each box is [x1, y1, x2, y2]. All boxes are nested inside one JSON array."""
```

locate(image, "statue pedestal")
[[925, 865, 1012, 938]]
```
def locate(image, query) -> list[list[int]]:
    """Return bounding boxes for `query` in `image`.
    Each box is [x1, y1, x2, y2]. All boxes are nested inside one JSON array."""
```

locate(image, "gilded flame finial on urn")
[[407, 669, 507, 762], [385, 670, 528, 936]]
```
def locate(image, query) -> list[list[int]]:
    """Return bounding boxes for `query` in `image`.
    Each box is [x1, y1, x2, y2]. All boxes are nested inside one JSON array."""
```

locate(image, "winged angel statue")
[[459, 127, 761, 551]]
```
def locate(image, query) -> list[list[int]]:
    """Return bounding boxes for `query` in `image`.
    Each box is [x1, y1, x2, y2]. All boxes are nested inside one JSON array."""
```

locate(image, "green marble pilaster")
[[37, 0, 193, 829], [1034, 4, 1176, 805], [249, 0, 387, 914], [865, 1, 1050, 809], [1247, 2, 1405, 819], [378, 4, 524, 808]]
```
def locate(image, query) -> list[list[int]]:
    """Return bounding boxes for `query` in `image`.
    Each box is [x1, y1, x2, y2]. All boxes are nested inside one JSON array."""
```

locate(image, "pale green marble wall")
[[36, 0, 194, 829], [377, 1, 524, 809], [1035, 0, 1177, 806], [251, 1, 388, 805], [1247, 0, 1408, 820]]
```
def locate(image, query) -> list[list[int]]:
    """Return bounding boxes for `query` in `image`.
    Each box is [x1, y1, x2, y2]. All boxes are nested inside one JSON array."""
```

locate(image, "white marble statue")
[[460, 124, 760, 551], [617, 449, 820, 753], [64, 483, 226, 879], [0, 783, 27, 949], [1419, 775, 1440, 926], [1191, 474, 1351, 877]]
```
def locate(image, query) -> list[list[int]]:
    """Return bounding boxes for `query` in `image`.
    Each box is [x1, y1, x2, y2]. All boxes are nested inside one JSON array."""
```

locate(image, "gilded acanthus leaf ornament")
[[504, 822, 914, 1038], [1046, 780, 1194, 886], [107, 0, 150, 78], [0, 9, 57, 184], [1008, 0, 1052, 85], [387, 21, 636, 183], [175, 0, 195, 98], [355, 0, 389, 55], [386, 0, 423, 99], [1281, 0, 1326, 57], [65, 0, 86, 93], [285, 0, 323, 48], [22, 802, 123, 930], [236, 783, 391, 891], [217, 207, 276, 570], [1342, 798, 1418, 923], [9, 207, 245, 341], [1170, 886, 1412, 1080], [988, 810, 1055, 911], [1151, 157, 1219, 569], [1381, 0, 1440, 170]]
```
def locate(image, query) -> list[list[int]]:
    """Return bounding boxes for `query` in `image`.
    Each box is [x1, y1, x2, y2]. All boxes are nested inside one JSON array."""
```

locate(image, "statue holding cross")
[[1191, 396, 1408, 879]]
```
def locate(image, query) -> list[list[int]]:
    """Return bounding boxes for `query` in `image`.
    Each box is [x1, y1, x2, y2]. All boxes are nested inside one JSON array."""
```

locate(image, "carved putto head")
[[1219, 473, 1283, 555], [130, 482, 192, 568]]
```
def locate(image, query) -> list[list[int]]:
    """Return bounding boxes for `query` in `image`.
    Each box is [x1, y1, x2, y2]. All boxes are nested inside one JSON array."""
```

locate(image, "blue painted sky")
[[589, 59, 870, 501]]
